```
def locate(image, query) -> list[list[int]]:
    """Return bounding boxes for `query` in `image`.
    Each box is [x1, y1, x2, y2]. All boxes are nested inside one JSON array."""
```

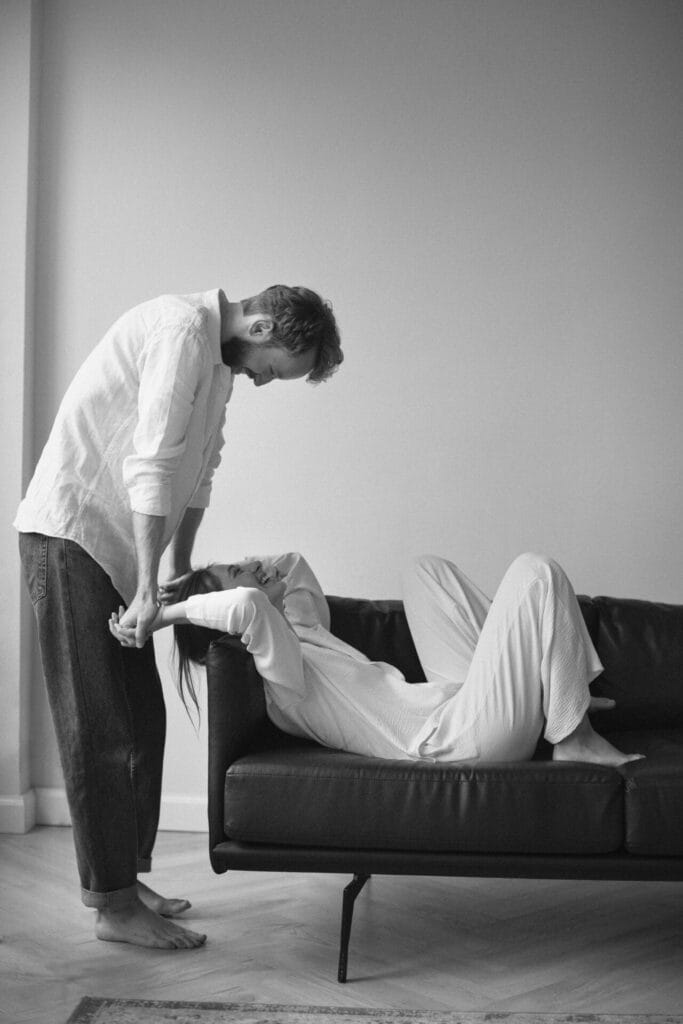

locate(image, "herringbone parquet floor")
[[1, 827, 681, 1024]]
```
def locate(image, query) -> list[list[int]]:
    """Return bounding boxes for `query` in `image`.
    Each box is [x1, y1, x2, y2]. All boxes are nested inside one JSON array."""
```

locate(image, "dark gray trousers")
[[19, 533, 166, 909]]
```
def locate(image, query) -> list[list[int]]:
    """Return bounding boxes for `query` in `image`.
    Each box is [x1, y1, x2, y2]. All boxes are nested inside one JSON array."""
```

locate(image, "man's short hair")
[[242, 285, 343, 383]]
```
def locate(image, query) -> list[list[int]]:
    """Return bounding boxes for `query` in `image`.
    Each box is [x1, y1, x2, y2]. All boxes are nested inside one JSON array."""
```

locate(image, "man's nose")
[[255, 371, 275, 387]]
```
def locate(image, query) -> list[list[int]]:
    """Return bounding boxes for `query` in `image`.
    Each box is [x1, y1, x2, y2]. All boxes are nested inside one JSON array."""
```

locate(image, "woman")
[[110, 551, 643, 766]]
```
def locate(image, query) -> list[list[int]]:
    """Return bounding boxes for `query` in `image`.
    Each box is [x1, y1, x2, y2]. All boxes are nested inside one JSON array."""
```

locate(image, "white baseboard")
[[34, 786, 72, 826], [158, 794, 208, 833], [0, 790, 37, 833], [25, 787, 208, 833]]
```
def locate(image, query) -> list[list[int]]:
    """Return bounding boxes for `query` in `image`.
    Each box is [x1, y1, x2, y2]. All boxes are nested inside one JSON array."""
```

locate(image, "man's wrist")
[[131, 511, 165, 602], [168, 562, 191, 579]]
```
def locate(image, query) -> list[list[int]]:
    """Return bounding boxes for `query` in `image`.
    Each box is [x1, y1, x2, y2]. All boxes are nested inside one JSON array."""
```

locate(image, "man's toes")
[[164, 898, 191, 916], [170, 921, 205, 948]]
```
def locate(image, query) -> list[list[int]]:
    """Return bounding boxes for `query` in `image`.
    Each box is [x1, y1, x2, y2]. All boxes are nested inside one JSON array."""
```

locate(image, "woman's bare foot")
[[589, 696, 616, 712], [553, 714, 644, 766], [96, 897, 206, 949], [137, 880, 191, 917]]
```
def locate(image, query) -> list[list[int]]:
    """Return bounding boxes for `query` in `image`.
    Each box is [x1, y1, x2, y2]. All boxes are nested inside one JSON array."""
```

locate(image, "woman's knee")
[[507, 551, 565, 585], [409, 553, 443, 575], [401, 554, 454, 590]]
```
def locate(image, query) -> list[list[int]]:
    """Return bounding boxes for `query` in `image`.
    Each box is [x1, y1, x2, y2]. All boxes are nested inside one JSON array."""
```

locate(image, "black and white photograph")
[[1, 2, 682, 1022]]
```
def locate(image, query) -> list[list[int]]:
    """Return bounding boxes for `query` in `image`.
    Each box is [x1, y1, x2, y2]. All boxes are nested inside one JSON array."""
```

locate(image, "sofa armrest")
[[205, 634, 268, 869]]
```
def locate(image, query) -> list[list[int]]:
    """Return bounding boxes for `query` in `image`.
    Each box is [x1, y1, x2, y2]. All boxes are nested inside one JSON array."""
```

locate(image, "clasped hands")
[[109, 570, 193, 649], [109, 568, 287, 649]]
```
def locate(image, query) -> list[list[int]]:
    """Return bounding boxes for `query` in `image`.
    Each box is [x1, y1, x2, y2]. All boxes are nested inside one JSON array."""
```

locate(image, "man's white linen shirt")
[[15, 290, 233, 603]]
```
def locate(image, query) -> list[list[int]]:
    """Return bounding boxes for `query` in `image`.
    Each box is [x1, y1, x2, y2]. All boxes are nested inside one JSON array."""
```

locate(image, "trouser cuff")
[[81, 882, 138, 910]]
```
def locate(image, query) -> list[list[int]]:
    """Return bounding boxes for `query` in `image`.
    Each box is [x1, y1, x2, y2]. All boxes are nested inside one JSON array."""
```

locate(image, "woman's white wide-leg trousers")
[[402, 553, 604, 762]]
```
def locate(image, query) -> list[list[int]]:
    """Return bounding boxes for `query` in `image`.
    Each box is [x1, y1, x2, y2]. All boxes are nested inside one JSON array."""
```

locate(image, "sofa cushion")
[[590, 596, 683, 732], [607, 728, 683, 855], [224, 743, 624, 855]]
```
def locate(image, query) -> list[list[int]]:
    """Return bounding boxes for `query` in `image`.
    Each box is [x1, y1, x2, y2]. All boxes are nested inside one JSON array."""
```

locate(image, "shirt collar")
[[205, 288, 225, 366]]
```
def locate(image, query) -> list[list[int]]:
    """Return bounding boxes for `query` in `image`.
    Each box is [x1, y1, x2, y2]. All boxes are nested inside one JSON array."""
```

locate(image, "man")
[[14, 284, 342, 950]]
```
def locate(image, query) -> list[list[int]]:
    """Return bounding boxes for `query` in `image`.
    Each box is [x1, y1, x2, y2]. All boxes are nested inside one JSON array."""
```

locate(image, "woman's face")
[[210, 560, 286, 606], [210, 559, 279, 589]]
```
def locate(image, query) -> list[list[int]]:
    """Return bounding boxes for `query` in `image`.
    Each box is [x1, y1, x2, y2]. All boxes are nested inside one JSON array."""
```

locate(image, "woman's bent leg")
[[439, 553, 603, 761], [402, 555, 492, 685]]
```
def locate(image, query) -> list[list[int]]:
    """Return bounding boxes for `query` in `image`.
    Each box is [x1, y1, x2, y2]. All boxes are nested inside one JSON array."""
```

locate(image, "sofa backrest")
[[328, 592, 683, 732], [328, 596, 425, 682], [590, 595, 683, 731]]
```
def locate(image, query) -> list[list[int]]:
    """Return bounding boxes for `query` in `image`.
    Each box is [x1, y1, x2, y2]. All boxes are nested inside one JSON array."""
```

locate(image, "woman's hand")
[[109, 606, 136, 647], [109, 604, 162, 647], [115, 588, 161, 648]]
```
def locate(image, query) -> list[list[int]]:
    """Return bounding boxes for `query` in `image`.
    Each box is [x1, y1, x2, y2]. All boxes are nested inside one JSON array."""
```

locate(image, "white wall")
[[16, 0, 683, 827], [0, 0, 40, 832]]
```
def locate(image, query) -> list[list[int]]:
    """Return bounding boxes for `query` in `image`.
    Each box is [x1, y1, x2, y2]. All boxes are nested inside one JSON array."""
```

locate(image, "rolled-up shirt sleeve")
[[185, 588, 306, 699], [123, 319, 206, 516]]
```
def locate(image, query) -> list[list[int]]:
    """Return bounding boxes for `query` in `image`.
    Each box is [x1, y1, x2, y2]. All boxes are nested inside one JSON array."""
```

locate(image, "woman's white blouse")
[[185, 553, 459, 761]]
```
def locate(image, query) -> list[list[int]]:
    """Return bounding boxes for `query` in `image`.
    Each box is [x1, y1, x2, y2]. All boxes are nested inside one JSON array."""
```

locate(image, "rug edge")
[[64, 1000, 683, 1024]]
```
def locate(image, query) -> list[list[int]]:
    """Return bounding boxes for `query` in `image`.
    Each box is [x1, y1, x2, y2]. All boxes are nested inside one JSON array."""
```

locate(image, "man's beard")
[[221, 336, 251, 372]]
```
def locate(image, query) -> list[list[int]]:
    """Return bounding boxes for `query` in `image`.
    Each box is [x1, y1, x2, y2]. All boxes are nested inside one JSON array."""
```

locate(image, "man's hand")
[[160, 508, 205, 604], [119, 511, 166, 645], [158, 570, 194, 605], [117, 590, 160, 648]]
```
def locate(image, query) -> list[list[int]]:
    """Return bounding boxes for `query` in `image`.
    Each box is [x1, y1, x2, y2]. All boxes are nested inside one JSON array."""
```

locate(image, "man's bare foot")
[[137, 880, 191, 917], [553, 714, 644, 766], [96, 897, 206, 949]]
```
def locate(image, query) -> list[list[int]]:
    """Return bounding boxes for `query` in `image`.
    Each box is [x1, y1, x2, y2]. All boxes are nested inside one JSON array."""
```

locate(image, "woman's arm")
[[111, 587, 306, 699], [250, 552, 331, 630]]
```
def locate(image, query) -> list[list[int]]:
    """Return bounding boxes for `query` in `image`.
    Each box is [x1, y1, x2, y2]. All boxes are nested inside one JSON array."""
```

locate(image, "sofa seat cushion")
[[224, 743, 624, 855], [607, 729, 683, 855]]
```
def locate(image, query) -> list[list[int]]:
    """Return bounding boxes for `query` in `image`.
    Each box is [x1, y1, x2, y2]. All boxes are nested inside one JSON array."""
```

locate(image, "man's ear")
[[248, 316, 275, 343]]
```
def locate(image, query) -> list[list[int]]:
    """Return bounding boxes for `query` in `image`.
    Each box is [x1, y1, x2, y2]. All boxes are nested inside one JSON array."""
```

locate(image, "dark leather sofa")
[[205, 592, 683, 981]]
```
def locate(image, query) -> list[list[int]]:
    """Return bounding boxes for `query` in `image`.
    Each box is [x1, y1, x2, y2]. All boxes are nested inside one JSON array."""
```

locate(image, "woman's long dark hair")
[[173, 566, 223, 719]]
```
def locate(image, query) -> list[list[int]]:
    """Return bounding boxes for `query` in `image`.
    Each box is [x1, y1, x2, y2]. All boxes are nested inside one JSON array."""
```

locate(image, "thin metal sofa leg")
[[337, 873, 371, 983]]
